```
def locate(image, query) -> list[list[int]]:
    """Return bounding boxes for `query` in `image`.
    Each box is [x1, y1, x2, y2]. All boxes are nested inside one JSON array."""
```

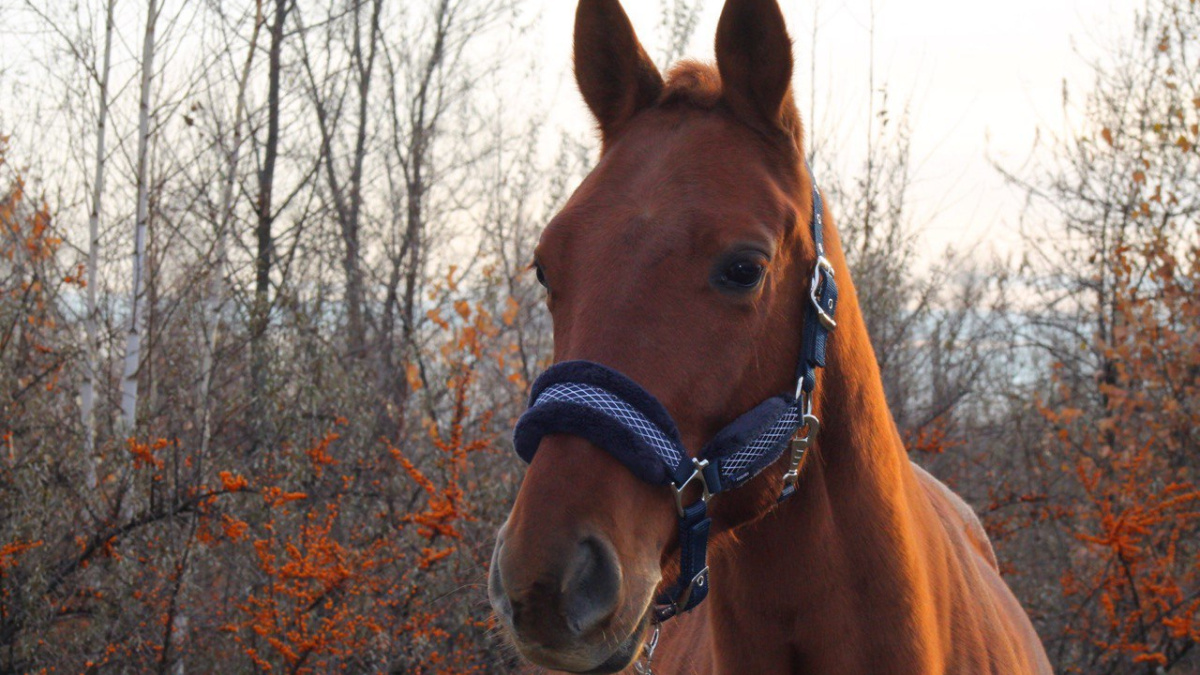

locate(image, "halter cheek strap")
[[511, 171, 837, 623]]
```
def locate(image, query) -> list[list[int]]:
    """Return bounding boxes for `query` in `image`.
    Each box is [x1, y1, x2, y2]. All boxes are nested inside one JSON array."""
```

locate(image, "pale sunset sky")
[[531, 0, 1143, 261], [0, 0, 1145, 264]]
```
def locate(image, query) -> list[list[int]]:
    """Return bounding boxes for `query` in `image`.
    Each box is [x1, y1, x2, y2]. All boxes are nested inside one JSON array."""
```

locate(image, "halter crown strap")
[[798, 185, 838, 393], [511, 167, 836, 622]]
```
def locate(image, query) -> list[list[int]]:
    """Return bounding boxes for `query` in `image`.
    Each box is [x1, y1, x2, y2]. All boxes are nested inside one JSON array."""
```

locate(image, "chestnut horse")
[[488, 1, 1053, 673]]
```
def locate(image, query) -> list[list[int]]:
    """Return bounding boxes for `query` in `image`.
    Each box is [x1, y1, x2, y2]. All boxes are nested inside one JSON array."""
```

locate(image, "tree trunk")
[[249, 0, 288, 453], [378, 0, 452, 440], [330, 0, 383, 358], [201, 1, 263, 461], [82, 0, 116, 487], [120, 0, 159, 432], [399, 2, 448, 346]]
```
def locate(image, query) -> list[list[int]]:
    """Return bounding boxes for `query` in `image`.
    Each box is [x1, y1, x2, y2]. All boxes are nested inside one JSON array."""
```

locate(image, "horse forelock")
[[659, 60, 805, 160], [660, 60, 723, 109]]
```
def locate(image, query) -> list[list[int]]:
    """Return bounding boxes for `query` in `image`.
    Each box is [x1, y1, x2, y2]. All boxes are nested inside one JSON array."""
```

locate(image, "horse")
[[486, 1, 1054, 673]]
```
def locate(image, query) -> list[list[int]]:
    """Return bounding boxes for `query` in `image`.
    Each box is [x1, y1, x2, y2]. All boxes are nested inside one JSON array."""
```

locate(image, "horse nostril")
[[563, 536, 622, 636]]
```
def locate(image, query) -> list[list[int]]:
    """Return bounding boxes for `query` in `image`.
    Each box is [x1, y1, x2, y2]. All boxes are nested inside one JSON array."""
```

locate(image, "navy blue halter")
[[512, 171, 838, 623]]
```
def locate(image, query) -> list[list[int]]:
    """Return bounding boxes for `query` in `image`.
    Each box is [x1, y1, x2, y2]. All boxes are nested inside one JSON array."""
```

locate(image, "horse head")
[[488, 1, 825, 671]]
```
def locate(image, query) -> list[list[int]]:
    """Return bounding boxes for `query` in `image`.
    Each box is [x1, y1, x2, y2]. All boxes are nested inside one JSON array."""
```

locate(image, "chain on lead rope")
[[633, 623, 661, 675]]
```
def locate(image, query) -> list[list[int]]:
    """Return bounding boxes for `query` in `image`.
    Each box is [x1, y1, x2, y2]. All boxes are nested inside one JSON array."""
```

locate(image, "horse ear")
[[715, 0, 796, 135], [574, 0, 664, 144]]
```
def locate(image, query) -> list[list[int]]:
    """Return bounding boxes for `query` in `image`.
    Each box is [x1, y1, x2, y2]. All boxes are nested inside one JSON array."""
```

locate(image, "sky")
[[528, 0, 1145, 261], [0, 0, 1147, 266]]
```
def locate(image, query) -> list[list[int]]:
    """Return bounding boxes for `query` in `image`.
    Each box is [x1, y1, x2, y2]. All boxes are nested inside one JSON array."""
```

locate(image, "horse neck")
[[710, 216, 938, 668], [811, 220, 912, 502]]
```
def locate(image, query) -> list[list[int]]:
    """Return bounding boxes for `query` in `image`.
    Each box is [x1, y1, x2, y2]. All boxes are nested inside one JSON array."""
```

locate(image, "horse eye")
[[534, 263, 549, 289], [721, 260, 766, 289]]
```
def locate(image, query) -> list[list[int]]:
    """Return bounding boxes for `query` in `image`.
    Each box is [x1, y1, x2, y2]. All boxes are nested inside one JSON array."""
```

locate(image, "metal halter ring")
[[673, 566, 710, 613], [671, 458, 712, 517], [793, 379, 815, 417], [810, 255, 837, 330], [652, 565, 709, 624]]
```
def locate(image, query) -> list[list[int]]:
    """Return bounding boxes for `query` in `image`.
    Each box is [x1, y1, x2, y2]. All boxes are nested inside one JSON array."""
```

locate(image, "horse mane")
[[659, 60, 805, 154]]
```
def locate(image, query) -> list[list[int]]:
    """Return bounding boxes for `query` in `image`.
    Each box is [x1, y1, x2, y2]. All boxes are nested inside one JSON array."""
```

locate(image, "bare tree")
[[81, 0, 117, 484], [248, 0, 292, 452], [120, 0, 160, 431], [199, 0, 264, 460], [305, 0, 384, 359]]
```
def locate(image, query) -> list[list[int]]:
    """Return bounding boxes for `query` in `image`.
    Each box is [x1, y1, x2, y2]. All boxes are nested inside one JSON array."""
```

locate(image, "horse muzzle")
[[488, 524, 653, 673]]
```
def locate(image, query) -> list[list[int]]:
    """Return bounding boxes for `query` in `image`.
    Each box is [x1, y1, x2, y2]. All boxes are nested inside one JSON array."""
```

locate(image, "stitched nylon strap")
[[536, 382, 684, 470], [797, 185, 838, 392], [655, 501, 710, 621], [511, 168, 836, 622], [514, 365, 803, 491]]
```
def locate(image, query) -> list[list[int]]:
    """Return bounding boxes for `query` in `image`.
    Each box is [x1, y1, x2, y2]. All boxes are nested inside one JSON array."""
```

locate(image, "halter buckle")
[[671, 458, 712, 517], [810, 256, 837, 331]]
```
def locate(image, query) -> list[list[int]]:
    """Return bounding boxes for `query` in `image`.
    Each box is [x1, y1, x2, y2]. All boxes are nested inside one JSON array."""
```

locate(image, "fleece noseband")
[[512, 175, 838, 624]]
